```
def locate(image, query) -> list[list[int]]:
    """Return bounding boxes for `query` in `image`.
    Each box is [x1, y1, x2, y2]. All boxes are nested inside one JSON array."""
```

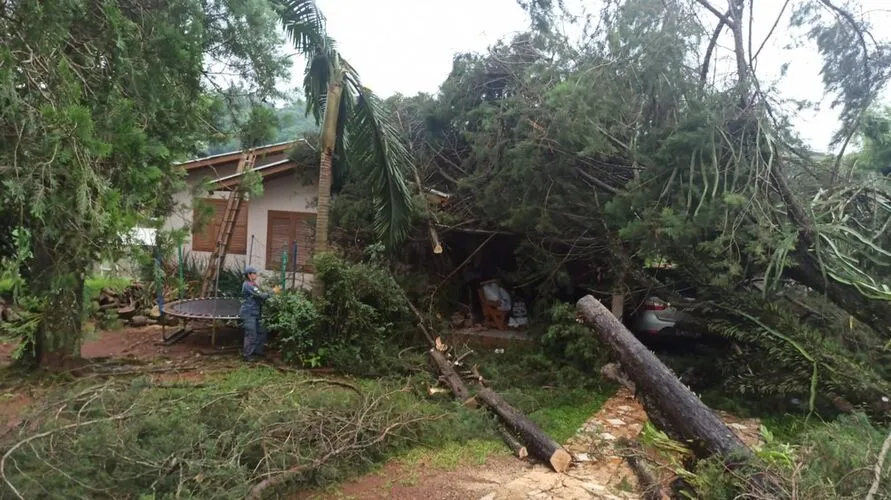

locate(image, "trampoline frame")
[[161, 297, 243, 348]]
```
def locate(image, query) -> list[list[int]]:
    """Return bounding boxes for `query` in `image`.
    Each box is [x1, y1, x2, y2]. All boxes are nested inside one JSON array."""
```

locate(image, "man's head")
[[244, 266, 258, 281]]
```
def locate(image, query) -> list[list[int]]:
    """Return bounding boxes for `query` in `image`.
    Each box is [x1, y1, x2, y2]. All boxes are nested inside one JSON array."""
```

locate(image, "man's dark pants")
[[242, 314, 267, 359]]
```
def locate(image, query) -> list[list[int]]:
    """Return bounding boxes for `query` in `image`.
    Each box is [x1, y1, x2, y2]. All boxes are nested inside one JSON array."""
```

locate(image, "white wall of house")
[[164, 169, 318, 289]]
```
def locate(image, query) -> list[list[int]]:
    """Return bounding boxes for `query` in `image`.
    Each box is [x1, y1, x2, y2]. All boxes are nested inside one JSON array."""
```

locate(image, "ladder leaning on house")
[[200, 149, 256, 297]]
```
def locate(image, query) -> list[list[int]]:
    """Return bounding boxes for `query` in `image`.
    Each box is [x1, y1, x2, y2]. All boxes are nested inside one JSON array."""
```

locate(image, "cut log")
[[576, 295, 750, 460], [496, 424, 529, 459], [476, 388, 573, 472], [429, 348, 473, 404], [116, 300, 137, 319], [129, 315, 148, 328]]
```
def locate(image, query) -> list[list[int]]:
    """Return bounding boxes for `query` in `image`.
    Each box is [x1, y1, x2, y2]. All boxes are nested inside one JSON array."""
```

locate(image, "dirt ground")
[[301, 387, 763, 500], [0, 327, 763, 500]]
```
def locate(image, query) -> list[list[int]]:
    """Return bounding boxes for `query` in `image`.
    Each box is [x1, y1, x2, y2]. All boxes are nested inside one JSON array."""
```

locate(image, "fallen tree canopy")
[[337, 0, 891, 427]]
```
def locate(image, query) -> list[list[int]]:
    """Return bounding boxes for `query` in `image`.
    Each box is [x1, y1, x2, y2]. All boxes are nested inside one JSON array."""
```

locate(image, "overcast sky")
[[286, 0, 891, 153]]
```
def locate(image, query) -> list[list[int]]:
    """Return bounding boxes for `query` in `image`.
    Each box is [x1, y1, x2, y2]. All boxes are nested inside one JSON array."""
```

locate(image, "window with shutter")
[[266, 210, 316, 271], [191, 198, 249, 254]]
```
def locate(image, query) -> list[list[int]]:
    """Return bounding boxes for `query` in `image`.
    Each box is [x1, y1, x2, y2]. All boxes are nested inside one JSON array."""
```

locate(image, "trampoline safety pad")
[[164, 298, 242, 320]]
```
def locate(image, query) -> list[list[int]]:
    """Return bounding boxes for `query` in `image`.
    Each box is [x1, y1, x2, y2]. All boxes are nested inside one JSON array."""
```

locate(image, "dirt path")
[[311, 388, 763, 500]]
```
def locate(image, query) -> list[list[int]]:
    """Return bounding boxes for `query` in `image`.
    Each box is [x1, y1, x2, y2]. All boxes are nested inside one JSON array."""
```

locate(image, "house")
[[163, 141, 318, 286]]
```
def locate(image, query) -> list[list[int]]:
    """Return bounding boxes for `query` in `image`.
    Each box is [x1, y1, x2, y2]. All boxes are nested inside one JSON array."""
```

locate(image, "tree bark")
[[311, 68, 344, 298], [496, 425, 529, 459], [475, 388, 573, 472], [576, 295, 750, 460], [313, 68, 344, 259], [429, 348, 473, 404], [26, 238, 86, 370]]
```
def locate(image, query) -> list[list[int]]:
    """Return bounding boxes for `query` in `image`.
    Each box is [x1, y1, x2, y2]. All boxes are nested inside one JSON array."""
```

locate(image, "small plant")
[[686, 413, 890, 500]]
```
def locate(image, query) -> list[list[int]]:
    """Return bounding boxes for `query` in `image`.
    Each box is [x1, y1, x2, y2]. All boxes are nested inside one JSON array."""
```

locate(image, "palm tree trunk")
[[312, 68, 344, 296], [314, 69, 344, 256]]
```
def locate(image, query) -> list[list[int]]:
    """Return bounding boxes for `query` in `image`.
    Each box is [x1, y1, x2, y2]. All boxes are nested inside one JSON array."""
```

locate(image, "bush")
[[313, 253, 413, 375], [262, 253, 414, 375], [262, 291, 321, 366]]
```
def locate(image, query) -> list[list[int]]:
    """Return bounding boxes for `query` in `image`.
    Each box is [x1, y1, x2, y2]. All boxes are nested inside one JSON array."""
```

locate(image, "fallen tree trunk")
[[787, 250, 891, 338], [576, 295, 750, 460], [476, 388, 573, 472], [429, 348, 473, 404], [427, 348, 568, 471], [496, 424, 529, 459]]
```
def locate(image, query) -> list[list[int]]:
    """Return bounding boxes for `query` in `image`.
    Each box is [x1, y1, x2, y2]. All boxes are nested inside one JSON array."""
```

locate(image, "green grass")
[[527, 388, 614, 442], [464, 345, 618, 443], [84, 276, 132, 300], [397, 438, 508, 470], [1, 276, 131, 300]]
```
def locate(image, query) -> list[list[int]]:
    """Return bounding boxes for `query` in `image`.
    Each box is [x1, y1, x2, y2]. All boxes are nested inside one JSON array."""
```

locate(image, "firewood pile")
[[0, 297, 22, 324], [92, 282, 168, 327]]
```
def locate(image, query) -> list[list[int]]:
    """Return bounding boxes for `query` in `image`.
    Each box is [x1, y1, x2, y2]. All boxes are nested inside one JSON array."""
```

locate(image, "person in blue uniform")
[[240, 266, 279, 362]]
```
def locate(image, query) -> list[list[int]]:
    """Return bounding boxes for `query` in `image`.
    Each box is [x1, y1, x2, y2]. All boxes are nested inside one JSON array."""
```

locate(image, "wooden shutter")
[[191, 198, 248, 254], [266, 211, 315, 271]]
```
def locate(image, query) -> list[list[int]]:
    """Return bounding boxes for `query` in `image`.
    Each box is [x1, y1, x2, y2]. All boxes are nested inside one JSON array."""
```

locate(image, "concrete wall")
[[164, 167, 318, 289]]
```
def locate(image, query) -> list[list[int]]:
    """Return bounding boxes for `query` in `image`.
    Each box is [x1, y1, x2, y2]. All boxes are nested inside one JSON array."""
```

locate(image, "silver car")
[[632, 295, 695, 336]]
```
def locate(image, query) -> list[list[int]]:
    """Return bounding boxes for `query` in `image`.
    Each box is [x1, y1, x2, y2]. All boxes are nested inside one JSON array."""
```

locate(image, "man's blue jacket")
[[240, 280, 270, 318]]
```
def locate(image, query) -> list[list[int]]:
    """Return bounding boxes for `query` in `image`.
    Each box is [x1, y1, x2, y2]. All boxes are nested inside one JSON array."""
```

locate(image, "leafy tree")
[[0, 0, 288, 368]]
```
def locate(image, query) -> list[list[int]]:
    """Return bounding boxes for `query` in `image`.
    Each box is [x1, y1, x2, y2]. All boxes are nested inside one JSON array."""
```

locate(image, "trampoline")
[[165, 297, 242, 320], [160, 297, 243, 347]]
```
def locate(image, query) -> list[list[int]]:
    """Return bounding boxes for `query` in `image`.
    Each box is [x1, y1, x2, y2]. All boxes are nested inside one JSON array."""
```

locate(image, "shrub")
[[262, 291, 321, 366], [262, 253, 414, 375], [312, 252, 413, 375]]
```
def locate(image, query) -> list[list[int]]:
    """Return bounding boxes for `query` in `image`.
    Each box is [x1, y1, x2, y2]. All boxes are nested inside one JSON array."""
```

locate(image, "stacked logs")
[[92, 283, 156, 327], [0, 297, 22, 324]]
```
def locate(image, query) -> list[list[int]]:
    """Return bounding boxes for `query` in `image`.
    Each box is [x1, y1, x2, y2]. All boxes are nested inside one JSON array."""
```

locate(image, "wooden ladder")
[[200, 149, 256, 297]]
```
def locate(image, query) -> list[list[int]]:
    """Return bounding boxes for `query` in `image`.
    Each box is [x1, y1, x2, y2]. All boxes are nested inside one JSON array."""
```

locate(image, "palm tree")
[[275, 0, 413, 254]]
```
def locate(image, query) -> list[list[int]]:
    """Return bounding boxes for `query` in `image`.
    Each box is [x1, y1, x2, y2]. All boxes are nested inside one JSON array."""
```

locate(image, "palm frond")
[[342, 77, 414, 248], [303, 51, 332, 124], [275, 0, 327, 53], [274, 0, 335, 124]]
